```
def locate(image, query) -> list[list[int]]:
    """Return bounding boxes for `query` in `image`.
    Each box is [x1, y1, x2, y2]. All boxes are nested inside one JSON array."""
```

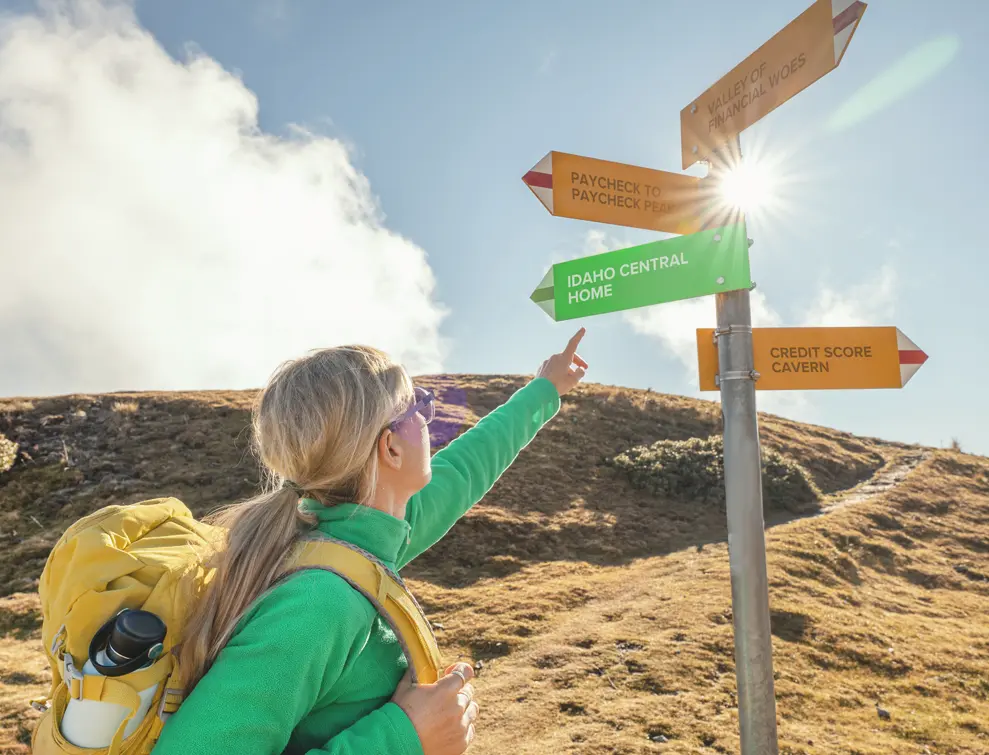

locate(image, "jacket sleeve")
[[397, 377, 561, 569], [152, 572, 424, 755]]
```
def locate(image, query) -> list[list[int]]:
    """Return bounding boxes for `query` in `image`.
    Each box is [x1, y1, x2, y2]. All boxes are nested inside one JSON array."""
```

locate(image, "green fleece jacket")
[[152, 377, 561, 755]]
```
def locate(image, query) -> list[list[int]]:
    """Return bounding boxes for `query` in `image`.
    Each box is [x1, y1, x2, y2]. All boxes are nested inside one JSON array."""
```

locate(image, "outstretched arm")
[[397, 329, 588, 569]]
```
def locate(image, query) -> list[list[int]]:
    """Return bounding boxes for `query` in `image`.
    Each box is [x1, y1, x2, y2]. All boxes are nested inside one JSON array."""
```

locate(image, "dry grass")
[[0, 377, 987, 753], [111, 400, 140, 414], [419, 451, 989, 755]]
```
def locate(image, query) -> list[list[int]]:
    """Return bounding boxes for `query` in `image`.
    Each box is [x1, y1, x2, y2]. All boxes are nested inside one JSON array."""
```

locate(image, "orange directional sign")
[[522, 150, 713, 235], [680, 0, 867, 169], [696, 326, 927, 391]]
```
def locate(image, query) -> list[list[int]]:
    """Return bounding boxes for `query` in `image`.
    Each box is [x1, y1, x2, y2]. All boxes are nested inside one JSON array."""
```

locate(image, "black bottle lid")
[[104, 609, 167, 665]]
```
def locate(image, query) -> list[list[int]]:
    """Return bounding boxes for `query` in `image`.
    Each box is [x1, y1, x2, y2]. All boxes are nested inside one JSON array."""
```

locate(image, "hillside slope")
[[1, 376, 987, 754]]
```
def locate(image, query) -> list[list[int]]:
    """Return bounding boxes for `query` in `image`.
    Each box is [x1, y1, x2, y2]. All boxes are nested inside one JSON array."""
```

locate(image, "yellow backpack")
[[30, 497, 443, 755]]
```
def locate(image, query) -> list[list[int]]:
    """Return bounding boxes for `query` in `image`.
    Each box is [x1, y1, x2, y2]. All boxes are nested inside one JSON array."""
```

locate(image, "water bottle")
[[60, 609, 167, 748]]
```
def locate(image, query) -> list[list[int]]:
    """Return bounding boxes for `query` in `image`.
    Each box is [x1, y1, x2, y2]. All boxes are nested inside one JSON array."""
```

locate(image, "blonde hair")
[[179, 345, 414, 691]]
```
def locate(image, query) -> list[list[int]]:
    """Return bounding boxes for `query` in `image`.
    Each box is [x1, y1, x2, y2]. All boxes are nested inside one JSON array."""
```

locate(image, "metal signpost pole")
[[710, 140, 780, 755]]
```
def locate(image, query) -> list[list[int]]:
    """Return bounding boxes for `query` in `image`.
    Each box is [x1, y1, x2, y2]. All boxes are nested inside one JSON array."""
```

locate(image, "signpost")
[[519, 1, 908, 753], [680, 0, 867, 168], [523, 150, 714, 235], [529, 224, 751, 322], [683, 4, 865, 752], [696, 326, 928, 391]]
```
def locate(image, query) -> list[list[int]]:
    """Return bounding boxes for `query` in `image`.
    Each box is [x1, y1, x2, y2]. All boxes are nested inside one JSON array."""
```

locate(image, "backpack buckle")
[[156, 688, 184, 722], [50, 624, 67, 658], [63, 655, 85, 700]]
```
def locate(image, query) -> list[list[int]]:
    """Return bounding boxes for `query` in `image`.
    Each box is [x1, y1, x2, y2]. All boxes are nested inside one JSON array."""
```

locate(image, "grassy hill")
[[1, 376, 987, 754]]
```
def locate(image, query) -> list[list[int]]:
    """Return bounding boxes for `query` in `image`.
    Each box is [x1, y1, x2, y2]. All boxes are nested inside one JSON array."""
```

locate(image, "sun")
[[718, 158, 778, 215], [695, 138, 803, 243]]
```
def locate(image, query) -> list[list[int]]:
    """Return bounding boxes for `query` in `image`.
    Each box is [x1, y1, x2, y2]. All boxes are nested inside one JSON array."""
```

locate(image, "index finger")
[[563, 327, 586, 358]]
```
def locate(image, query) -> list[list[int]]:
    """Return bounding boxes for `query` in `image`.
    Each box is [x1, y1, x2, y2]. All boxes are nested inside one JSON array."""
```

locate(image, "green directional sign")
[[530, 223, 752, 321]]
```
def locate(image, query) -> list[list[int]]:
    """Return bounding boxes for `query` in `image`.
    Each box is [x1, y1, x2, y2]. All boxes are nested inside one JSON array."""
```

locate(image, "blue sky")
[[2, 0, 987, 455]]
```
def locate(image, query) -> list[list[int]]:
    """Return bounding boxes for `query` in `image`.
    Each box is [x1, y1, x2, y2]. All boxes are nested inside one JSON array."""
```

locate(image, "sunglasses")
[[388, 386, 436, 432]]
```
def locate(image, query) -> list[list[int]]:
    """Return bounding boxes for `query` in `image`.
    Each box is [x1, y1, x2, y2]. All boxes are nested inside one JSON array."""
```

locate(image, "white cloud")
[[800, 264, 897, 327], [0, 0, 447, 397], [582, 229, 613, 256], [623, 289, 781, 380]]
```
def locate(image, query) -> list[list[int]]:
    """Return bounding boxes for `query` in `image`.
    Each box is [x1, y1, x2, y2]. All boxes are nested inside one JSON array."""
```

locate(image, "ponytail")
[[178, 485, 316, 692]]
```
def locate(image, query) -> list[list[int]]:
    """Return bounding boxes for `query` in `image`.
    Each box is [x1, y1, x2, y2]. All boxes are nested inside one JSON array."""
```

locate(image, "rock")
[[648, 733, 669, 743]]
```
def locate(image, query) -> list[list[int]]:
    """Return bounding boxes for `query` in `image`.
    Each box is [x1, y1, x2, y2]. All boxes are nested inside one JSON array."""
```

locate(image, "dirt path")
[[766, 451, 932, 529], [816, 451, 931, 515]]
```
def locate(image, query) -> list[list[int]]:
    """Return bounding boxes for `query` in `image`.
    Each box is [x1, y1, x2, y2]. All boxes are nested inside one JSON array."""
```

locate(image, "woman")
[[152, 328, 589, 755]]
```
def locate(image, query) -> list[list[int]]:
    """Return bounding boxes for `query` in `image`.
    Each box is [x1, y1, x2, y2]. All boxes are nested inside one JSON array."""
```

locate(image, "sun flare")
[[718, 159, 778, 215]]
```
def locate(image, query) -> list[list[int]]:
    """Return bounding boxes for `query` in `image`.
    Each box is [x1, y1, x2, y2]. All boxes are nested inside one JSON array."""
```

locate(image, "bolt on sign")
[[530, 223, 752, 322], [680, 0, 867, 169], [522, 150, 716, 235], [695, 326, 928, 391]]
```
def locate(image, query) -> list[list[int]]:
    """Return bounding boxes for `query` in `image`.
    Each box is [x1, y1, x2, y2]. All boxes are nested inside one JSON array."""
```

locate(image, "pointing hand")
[[535, 328, 588, 396]]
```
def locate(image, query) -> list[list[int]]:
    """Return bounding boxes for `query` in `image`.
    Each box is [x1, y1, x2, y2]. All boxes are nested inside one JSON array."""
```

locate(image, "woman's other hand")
[[392, 662, 479, 754], [536, 327, 588, 396]]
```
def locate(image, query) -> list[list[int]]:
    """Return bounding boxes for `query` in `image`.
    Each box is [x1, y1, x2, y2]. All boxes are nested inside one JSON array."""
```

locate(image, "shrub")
[[0, 433, 17, 474], [609, 435, 820, 511]]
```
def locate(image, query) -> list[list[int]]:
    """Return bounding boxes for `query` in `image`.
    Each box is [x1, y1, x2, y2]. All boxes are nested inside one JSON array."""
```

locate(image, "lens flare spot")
[[718, 159, 777, 214]]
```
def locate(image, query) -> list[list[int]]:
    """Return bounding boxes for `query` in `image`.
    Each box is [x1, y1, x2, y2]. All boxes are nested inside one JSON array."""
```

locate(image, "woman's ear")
[[377, 428, 403, 471]]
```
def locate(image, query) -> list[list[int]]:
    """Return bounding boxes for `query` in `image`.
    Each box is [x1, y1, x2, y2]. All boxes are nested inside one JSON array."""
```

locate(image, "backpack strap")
[[279, 533, 444, 685]]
